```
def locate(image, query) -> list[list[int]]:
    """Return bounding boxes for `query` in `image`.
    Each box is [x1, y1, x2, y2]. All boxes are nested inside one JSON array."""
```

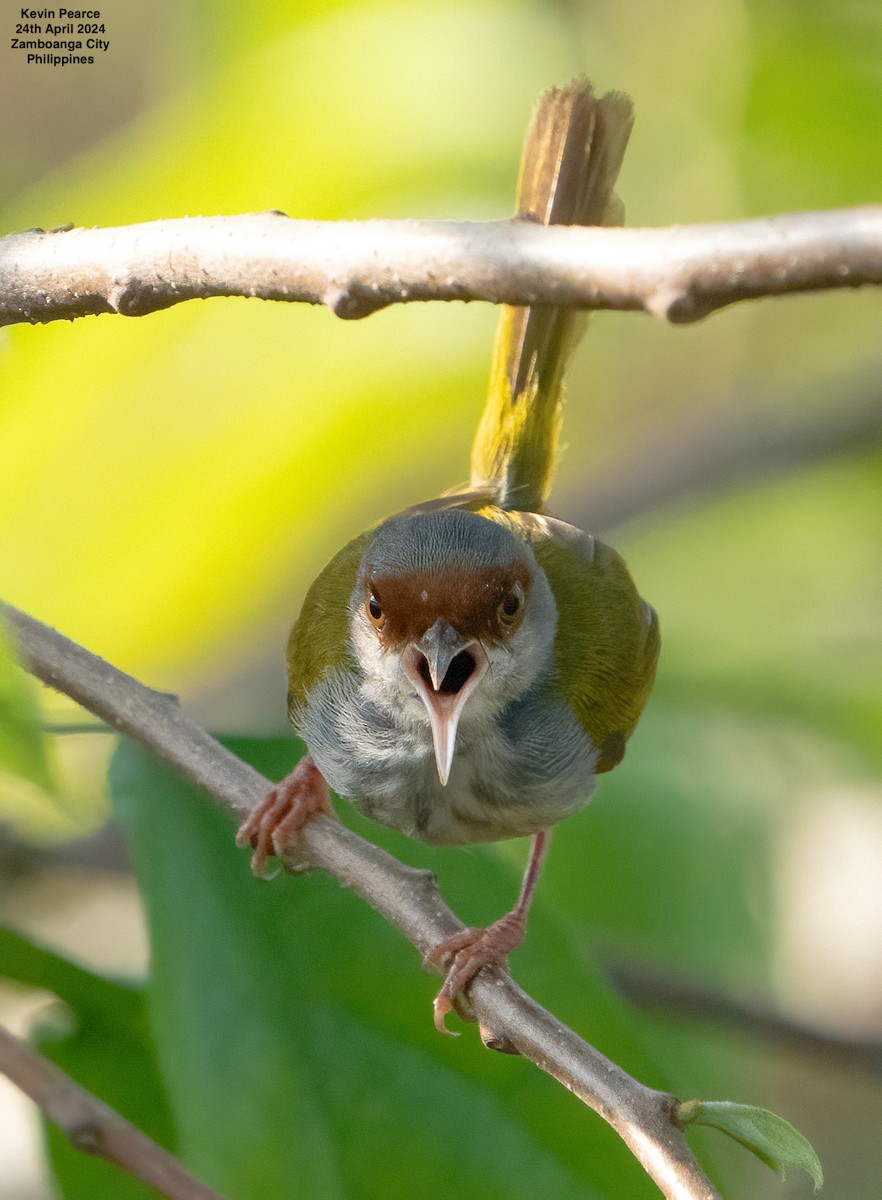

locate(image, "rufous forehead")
[[367, 561, 531, 645]]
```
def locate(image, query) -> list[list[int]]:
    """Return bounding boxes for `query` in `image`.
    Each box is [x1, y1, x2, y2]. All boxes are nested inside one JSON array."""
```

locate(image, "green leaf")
[[0, 927, 178, 1200], [0, 926, 142, 1027], [678, 1098, 823, 1190], [108, 734, 668, 1200], [0, 617, 57, 795]]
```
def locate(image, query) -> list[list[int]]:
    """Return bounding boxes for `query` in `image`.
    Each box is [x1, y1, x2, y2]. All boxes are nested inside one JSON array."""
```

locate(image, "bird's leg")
[[235, 754, 333, 875], [426, 829, 551, 1034]]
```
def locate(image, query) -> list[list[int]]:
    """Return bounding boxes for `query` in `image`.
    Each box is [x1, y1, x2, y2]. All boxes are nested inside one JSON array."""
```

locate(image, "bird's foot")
[[235, 754, 332, 875], [425, 909, 526, 1035]]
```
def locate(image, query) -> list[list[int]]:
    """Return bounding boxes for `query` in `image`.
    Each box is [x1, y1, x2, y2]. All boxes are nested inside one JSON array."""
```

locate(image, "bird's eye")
[[498, 585, 524, 625], [367, 594, 384, 627]]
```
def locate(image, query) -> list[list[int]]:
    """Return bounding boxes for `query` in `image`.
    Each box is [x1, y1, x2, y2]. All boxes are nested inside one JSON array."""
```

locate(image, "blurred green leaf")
[[679, 1098, 823, 1189], [0, 618, 57, 795], [108, 734, 675, 1200], [0, 927, 136, 1017], [542, 698, 778, 985], [0, 927, 177, 1200]]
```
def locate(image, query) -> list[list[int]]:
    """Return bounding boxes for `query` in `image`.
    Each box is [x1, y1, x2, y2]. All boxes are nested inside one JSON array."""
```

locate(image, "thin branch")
[[1, 206, 880, 329], [608, 957, 882, 1077], [0, 821, 130, 878], [1, 601, 722, 1200], [0, 1026, 225, 1200], [569, 379, 882, 533]]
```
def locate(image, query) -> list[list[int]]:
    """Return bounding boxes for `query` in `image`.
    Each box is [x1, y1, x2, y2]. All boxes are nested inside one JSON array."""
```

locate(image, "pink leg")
[[426, 830, 551, 1034], [235, 755, 332, 875]]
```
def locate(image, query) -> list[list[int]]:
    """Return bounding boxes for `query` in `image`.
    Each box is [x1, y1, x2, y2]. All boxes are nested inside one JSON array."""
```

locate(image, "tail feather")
[[469, 81, 633, 512]]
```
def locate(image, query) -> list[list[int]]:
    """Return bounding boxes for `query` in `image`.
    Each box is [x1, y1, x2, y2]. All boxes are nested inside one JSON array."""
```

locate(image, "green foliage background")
[[1, 1, 880, 1197]]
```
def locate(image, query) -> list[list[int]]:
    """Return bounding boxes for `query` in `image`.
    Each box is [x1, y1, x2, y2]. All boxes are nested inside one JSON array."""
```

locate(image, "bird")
[[237, 78, 660, 1032]]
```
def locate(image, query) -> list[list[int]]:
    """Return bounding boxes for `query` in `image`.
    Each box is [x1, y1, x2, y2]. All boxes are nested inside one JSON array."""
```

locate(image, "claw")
[[427, 911, 526, 1033], [235, 755, 332, 876], [433, 994, 458, 1036]]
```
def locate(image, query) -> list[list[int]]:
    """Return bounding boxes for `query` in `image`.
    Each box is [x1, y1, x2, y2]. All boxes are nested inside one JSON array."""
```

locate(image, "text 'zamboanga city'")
[[11, 7, 109, 63]]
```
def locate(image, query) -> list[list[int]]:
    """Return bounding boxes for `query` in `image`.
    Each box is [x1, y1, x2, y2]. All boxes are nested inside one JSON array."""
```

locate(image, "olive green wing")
[[489, 509, 659, 772], [285, 528, 373, 725]]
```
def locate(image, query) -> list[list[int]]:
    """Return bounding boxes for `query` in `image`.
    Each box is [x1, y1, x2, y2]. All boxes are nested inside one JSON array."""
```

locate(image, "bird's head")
[[349, 509, 558, 785]]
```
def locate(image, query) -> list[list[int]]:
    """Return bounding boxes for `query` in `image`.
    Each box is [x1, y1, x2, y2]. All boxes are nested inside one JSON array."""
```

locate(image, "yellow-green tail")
[[469, 80, 633, 513]]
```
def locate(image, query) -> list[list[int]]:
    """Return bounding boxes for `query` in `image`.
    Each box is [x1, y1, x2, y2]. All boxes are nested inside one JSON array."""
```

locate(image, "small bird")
[[237, 79, 659, 1031]]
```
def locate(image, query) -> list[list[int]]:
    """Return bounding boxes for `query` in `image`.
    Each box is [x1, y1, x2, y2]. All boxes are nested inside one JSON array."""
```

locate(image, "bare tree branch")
[[608, 957, 882, 1077], [569, 379, 882, 533], [1, 600, 722, 1200], [0, 821, 130, 878], [1, 206, 880, 329], [0, 1026, 225, 1200]]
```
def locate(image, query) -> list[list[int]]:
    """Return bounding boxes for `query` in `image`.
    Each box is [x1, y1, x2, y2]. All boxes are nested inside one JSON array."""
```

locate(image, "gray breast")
[[298, 666, 598, 846]]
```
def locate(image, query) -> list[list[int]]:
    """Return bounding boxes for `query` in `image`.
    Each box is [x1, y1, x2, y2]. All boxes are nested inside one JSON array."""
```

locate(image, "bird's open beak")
[[402, 619, 488, 786]]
